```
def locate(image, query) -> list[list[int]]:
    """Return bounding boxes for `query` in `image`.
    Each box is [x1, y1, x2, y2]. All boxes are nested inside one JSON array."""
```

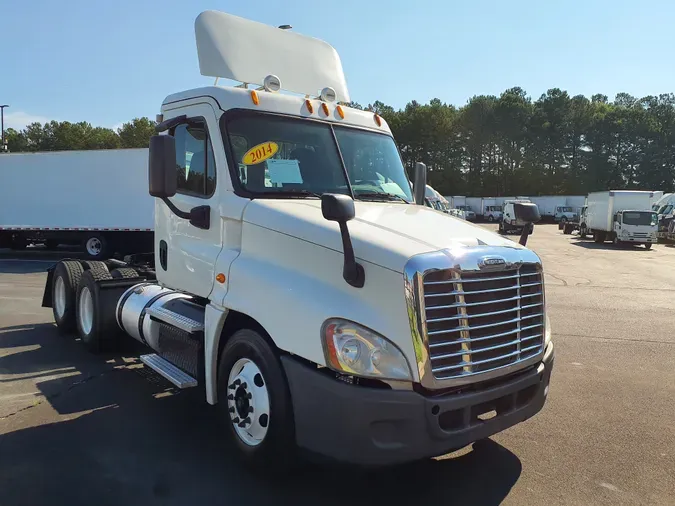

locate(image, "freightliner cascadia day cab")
[[41, 11, 553, 467]]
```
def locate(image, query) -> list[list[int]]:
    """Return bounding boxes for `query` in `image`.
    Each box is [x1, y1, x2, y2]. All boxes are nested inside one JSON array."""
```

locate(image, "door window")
[[173, 120, 216, 197]]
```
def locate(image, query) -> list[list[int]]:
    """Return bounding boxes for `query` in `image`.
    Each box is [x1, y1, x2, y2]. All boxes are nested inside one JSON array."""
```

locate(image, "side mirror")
[[321, 193, 355, 222], [149, 135, 177, 198], [514, 202, 541, 224], [513, 203, 540, 246], [321, 194, 364, 288], [413, 162, 427, 205]]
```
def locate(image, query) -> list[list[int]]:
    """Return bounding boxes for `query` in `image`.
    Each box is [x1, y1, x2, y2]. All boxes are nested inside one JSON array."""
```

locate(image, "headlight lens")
[[544, 314, 552, 347], [322, 319, 412, 380]]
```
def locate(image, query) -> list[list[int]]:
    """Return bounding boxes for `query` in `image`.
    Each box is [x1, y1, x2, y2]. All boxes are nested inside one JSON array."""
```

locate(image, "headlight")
[[321, 319, 412, 380], [544, 314, 552, 347]]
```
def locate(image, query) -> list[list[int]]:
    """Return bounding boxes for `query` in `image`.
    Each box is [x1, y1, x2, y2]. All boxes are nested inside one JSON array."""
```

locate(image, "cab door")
[[154, 103, 223, 297]]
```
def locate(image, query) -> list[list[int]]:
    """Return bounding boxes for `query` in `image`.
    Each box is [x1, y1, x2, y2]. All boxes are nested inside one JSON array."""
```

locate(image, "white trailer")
[[586, 190, 657, 248], [529, 196, 567, 220], [39, 11, 553, 468], [0, 149, 154, 258], [565, 195, 586, 209], [465, 197, 482, 216]]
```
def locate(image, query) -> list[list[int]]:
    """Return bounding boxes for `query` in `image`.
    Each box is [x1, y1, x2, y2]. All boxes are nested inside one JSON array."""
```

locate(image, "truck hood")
[[243, 200, 519, 273]]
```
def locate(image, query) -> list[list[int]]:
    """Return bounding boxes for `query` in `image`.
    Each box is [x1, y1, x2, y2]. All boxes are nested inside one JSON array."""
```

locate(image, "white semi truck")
[[0, 148, 154, 258], [586, 190, 658, 248], [41, 11, 553, 467]]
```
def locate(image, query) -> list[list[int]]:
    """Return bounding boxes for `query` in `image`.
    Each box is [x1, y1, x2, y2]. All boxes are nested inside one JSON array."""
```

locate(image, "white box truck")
[[466, 197, 482, 219], [0, 148, 154, 258], [40, 11, 553, 468], [586, 190, 658, 248], [481, 197, 503, 223]]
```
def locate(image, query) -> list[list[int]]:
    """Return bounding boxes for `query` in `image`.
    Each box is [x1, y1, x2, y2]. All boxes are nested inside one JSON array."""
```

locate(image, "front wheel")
[[560, 216, 567, 224], [217, 329, 296, 467], [644, 243, 653, 250], [498, 222, 505, 235], [613, 235, 621, 246], [487, 215, 494, 223]]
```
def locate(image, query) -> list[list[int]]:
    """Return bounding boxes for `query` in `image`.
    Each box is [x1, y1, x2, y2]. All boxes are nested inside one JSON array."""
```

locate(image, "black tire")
[[81, 260, 109, 272], [498, 222, 505, 235], [10, 236, 27, 250], [52, 261, 85, 333], [488, 215, 494, 223], [75, 268, 118, 353], [560, 216, 567, 224], [82, 233, 108, 260], [593, 231, 605, 243], [580, 225, 587, 239], [644, 243, 652, 250], [45, 239, 59, 250], [613, 235, 621, 246], [563, 224, 573, 235], [217, 329, 296, 468], [111, 267, 138, 279]]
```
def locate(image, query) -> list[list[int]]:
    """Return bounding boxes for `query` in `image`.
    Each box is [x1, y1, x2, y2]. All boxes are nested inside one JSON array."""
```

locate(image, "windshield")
[[458, 205, 472, 211], [560, 207, 574, 212], [659, 204, 673, 215], [225, 113, 413, 202], [488, 206, 502, 212], [622, 211, 658, 226]]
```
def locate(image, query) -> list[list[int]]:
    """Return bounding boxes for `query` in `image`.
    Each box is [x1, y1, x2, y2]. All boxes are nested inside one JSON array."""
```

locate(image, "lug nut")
[[234, 379, 241, 386], [238, 417, 251, 427], [229, 407, 235, 413], [227, 394, 234, 401], [248, 406, 254, 413], [233, 417, 240, 424], [240, 382, 247, 389], [246, 392, 252, 400]]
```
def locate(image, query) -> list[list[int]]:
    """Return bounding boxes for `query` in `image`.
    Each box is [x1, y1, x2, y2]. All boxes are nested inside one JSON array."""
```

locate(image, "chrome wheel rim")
[[227, 358, 270, 446], [78, 286, 94, 335], [86, 237, 102, 256], [54, 276, 66, 319]]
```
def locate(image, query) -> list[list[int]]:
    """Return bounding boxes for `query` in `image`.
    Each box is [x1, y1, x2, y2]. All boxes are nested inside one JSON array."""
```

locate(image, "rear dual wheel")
[[76, 268, 122, 352]]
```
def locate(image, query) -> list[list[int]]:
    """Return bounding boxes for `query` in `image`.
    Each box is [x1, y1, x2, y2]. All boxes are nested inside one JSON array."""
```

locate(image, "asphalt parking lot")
[[1, 225, 674, 506]]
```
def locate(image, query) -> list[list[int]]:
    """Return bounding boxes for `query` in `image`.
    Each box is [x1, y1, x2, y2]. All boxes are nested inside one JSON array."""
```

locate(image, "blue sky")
[[1, 0, 673, 130]]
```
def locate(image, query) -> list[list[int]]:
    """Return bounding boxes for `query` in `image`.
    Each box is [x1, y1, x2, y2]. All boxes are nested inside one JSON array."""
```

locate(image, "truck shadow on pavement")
[[0, 323, 522, 506], [569, 239, 653, 251]]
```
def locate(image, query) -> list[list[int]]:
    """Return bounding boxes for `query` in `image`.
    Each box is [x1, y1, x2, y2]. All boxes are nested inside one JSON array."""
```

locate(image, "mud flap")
[[41, 265, 57, 308]]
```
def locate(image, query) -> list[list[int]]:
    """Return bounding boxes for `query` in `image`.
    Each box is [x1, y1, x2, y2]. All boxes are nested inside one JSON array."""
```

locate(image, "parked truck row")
[[37, 11, 554, 468]]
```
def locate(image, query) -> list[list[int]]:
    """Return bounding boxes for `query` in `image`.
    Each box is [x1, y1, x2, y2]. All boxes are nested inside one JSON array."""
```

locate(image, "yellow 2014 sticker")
[[242, 141, 279, 165]]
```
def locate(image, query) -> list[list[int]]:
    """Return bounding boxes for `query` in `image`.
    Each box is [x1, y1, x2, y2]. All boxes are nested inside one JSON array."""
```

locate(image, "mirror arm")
[[161, 197, 191, 219], [161, 197, 210, 230], [519, 223, 534, 246], [338, 221, 365, 288]]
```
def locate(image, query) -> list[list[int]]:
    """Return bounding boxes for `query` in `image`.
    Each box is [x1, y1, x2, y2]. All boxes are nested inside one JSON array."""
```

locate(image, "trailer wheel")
[[593, 231, 605, 243], [217, 329, 296, 467], [52, 261, 85, 333], [111, 268, 138, 279], [76, 268, 117, 353], [83, 233, 108, 260]]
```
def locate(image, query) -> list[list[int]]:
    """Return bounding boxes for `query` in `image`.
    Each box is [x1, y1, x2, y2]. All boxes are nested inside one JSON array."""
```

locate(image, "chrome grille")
[[422, 264, 544, 380]]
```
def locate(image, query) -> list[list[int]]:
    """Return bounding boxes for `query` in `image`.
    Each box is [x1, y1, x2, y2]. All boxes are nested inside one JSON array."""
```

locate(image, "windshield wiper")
[[354, 191, 410, 203], [262, 189, 322, 199]]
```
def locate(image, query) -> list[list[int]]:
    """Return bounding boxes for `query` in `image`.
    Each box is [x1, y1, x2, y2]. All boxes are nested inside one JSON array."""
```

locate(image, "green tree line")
[[5, 117, 156, 152], [5, 89, 675, 196], [356, 88, 675, 196]]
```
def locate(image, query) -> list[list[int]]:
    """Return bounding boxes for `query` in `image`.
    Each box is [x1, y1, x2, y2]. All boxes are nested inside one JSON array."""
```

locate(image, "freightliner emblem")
[[479, 256, 507, 268]]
